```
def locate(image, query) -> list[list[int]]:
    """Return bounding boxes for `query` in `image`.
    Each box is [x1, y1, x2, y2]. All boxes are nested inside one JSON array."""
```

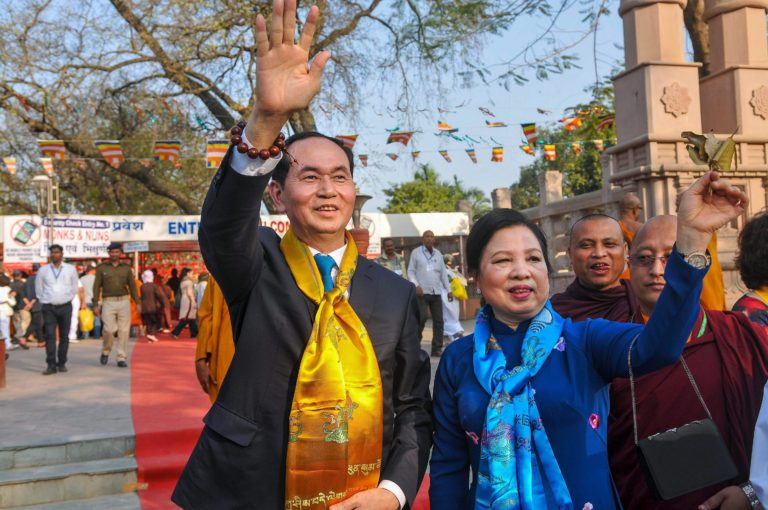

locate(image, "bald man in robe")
[[551, 214, 641, 323]]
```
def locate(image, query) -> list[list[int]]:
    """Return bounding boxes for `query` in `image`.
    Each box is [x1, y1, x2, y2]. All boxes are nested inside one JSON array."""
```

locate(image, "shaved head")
[[568, 214, 627, 290], [630, 215, 677, 256], [620, 193, 642, 212], [629, 215, 677, 314]]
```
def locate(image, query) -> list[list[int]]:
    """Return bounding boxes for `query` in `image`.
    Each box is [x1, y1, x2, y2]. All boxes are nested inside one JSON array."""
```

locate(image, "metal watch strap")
[[741, 482, 761, 509]]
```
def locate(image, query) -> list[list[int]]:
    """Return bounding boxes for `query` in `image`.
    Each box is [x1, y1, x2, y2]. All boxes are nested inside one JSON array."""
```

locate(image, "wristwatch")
[[740, 482, 762, 509], [682, 250, 711, 269]]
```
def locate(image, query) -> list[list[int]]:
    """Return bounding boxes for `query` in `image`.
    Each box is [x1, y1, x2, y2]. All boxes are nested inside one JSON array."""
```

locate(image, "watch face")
[[686, 253, 709, 269]]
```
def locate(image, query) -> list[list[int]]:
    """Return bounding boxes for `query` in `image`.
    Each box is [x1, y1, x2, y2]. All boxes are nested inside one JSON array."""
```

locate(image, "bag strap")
[[628, 332, 714, 446]]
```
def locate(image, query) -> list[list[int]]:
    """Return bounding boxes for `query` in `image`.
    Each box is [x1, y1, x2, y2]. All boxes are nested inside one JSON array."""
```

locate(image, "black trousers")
[[142, 312, 160, 335], [172, 318, 198, 338], [42, 302, 72, 367], [25, 310, 43, 341], [417, 293, 444, 353]]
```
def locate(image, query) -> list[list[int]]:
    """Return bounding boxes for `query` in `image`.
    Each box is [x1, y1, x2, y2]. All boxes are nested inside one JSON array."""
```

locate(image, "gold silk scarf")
[[281, 229, 383, 510]]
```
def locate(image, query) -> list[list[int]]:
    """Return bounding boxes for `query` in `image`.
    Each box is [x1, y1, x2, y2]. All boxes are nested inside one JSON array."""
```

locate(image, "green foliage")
[[381, 164, 490, 219], [509, 80, 616, 209]]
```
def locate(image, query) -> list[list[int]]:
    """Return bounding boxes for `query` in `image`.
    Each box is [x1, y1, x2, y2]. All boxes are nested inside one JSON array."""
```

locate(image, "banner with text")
[[2, 215, 111, 262]]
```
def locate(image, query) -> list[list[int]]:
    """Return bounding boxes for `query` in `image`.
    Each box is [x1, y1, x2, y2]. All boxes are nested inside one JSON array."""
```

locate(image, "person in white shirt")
[[79, 263, 101, 338], [408, 230, 453, 356], [35, 244, 80, 375]]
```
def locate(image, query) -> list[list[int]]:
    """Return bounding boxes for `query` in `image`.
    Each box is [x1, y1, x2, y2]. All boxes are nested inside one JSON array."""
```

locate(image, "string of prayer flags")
[[94, 140, 124, 168], [437, 121, 458, 133], [386, 131, 414, 146], [465, 149, 477, 164], [439, 150, 452, 163], [206, 140, 228, 169], [73, 158, 87, 170], [411, 151, 420, 160], [521, 123, 538, 146], [491, 147, 504, 162], [479, 107, 495, 117], [386, 153, 399, 161], [3, 157, 17, 175], [485, 120, 507, 128], [561, 118, 582, 132], [40, 157, 54, 175], [520, 144, 535, 156], [359, 154, 368, 166], [153, 140, 182, 163], [597, 115, 615, 130], [37, 140, 66, 160], [571, 142, 582, 156], [335, 134, 358, 150], [594, 139, 604, 152], [544, 145, 557, 161]]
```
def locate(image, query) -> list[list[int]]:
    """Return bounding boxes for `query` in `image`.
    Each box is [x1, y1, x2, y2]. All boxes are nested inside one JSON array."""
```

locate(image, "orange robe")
[[194, 277, 234, 402], [619, 220, 635, 280], [700, 232, 726, 311]]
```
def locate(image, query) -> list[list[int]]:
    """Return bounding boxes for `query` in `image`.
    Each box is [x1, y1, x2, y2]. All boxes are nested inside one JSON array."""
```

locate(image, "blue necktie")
[[313, 254, 336, 292]]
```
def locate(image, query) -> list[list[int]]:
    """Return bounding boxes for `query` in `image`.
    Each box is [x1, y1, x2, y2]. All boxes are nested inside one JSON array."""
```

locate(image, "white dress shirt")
[[230, 136, 407, 509], [408, 246, 451, 295], [35, 262, 79, 305]]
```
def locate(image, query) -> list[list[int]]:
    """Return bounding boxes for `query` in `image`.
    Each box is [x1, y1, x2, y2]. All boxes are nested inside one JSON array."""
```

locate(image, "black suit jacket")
[[172, 152, 433, 509]]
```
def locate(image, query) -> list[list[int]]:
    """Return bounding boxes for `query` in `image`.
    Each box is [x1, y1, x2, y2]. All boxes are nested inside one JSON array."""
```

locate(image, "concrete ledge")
[[0, 434, 135, 470], [9, 492, 140, 510]]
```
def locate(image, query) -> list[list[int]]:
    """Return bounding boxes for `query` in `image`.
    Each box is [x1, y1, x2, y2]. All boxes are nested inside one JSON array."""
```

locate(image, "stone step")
[[0, 457, 137, 508], [0, 434, 135, 470], [8, 492, 140, 510]]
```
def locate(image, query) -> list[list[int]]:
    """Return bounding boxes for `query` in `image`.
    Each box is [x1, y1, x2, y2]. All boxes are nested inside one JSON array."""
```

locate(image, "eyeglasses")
[[628, 254, 669, 268]]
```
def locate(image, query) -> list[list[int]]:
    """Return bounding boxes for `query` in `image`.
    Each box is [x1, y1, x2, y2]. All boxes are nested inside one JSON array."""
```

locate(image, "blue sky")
[[316, 3, 627, 211]]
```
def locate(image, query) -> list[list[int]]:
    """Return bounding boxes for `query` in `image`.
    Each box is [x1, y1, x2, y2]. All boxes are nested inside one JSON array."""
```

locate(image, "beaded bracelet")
[[230, 121, 286, 160]]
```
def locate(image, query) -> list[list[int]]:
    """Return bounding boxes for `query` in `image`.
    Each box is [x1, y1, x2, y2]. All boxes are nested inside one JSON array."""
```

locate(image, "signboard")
[[2, 215, 111, 262], [123, 241, 150, 253]]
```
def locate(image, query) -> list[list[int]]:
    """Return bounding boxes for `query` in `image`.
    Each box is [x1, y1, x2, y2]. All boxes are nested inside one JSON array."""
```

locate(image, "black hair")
[[49, 244, 64, 252], [271, 131, 355, 187], [180, 267, 192, 279], [736, 211, 768, 290], [466, 209, 552, 275], [0, 274, 10, 286]]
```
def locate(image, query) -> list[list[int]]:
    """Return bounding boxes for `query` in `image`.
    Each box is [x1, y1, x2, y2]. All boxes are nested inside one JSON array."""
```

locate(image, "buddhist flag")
[[153, 140, 182, 163], [359, 154, 368, 167], [561, 118, 582, 132], [439, 150, 452, 163], [206, 140, 229, 169], [437, 121, 457, 133], [521, 123, 537, 146], [544, 145, 557, 161], [37, 140, 66, 160], [335, 134, 358, 150], [40, 157, 54, 175], [73, 158, 87, 170], [491, 147, 504, 162], [94, 140, 124, 168], [597, 115, 615, 130], [386, 131, 414, 146], [386, 153, 399, 161], [3, 157, 17, 175], [485, 120, 507, 128], [571, 142, 582, 155], [465, 149, 477, 164], [593, 139, 604, 152], [520, 144, 535, 156]]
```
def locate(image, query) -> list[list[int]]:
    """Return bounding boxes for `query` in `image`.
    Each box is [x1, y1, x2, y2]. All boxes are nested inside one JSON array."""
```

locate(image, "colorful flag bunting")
[[386, 131, 414, 146], [359, 154, 368, 167], [594, 139, 604, 152], [3, 157, 17, 175], [485, 120, 507, 128], [40, 157, 54, 175], [386, 153, 399, 161], [479, 107, 495, 117], [37, 140, 66, 160], [94, 140, 124, 168], [544, 145, 557, 161], [73, 158, 87, 170], [153, 140, 182, 162], [439, 150, 452, 163], [561, 118, 583, 132], [491, 147, 504, 162], [521, 123, 538, 146], [571, 142, 582, 155], [411, 151, 420, 160], [437, 121, 458, 133], [335, 134, 358, 150], [597, 115, 615, 130], [520, 144, 535, 156], [206, 140, 229, 169], [465, 149, 477, 164]]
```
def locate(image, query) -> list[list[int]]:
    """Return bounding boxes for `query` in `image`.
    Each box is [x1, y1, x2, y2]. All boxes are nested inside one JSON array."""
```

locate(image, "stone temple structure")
[[494, 0, 768, 299]]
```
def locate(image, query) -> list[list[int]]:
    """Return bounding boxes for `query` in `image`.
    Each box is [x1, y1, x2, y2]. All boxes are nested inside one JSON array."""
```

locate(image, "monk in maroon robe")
[[551, 214, 641, 322], [608, 215, 768, 510]]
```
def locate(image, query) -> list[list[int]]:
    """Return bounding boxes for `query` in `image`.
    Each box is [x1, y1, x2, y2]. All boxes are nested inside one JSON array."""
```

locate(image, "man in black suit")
[[172, 1, 431, 509]]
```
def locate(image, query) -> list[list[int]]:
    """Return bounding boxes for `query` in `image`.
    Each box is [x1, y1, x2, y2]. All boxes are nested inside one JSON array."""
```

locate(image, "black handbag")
[[628, 336, 738, 501]]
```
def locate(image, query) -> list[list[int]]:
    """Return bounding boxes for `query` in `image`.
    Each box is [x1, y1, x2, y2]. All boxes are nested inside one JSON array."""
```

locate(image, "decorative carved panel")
[[660, 82, 692, 117], [750, 86, 768, 120]]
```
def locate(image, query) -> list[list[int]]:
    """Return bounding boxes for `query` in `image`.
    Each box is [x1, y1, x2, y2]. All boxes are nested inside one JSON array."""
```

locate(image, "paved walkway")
[[0, 338, 136, 447]]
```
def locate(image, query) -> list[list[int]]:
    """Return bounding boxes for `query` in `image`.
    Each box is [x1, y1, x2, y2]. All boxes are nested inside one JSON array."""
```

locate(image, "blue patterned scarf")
[[473, 303, 573, 509]]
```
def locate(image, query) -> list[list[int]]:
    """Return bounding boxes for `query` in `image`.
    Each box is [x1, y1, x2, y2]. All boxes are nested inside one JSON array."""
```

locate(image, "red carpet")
[[130, 332, 210, 510]]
